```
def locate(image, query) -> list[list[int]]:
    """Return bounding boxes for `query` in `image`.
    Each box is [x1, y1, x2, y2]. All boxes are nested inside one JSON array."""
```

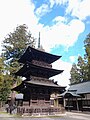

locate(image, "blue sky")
[[0, 0, 90, 87]]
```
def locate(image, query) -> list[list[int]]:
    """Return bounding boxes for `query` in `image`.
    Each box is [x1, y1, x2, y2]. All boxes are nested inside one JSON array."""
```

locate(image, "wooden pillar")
[[68, 98, 69, 111], [76, 97, 79, 111], [11, 80, 17, 105], [54, 99, 56, 107], [63, 98, 66, 107], [55, 98, 58, 107]]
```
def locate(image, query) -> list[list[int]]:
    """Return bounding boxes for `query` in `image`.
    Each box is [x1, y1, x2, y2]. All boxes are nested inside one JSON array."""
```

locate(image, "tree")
[[0, 57, 4, 97], [70, 63, 80, 85], [77, 56, 88, 82], [70, 56, 88, 85], [84, 33, 90, 80], [0, 57, 10, 102], [2, 24, 35, 85], [70, 33, 90, 85], [3, 24, 35, 60], [0, 79, 11, 102], [0, 57, 4, 86]]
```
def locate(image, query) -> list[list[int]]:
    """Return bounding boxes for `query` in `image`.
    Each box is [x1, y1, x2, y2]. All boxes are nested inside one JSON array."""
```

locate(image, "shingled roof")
[[68, 81, 90, 94], [18, 46, 61, 64], [60, 81, 90, 98], [15, 62, 63, 78], [12, 79, 66, 92]]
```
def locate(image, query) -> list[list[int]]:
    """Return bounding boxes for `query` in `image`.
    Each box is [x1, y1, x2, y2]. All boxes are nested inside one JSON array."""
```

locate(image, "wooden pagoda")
[[12, 46, 66, 116]]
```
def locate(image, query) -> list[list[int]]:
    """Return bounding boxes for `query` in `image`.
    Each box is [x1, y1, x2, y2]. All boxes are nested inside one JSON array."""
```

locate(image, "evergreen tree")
[[2, 24, 35, 85], [0, 57, 10, 102], [84, 33, 90, 80], [0, 57, 4, 92], [77, 56, 88, 82], [70, 33, 90, 85], [70, 63, 80, 85]]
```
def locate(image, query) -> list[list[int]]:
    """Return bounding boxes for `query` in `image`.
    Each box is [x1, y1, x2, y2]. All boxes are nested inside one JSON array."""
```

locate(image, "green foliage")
[[77, 56, 88, 82], [0, 80, 10, 101], [84, 33, 90, 79], [70, 63, 80, 85], [0, 57, 4, 87], [2, 24, 35, 61], [2, 24, 35, 75], [70, 33, 90, 85], [0, 57, 10, 101], [84, 33, 90, 62]]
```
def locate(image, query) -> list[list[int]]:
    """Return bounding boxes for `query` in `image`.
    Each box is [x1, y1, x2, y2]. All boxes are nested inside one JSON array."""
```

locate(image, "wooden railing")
[[32, 60, 52, 68], [17, 106, 65, 116], [30, 76, 55, 84], [30, 100, 50, 106]]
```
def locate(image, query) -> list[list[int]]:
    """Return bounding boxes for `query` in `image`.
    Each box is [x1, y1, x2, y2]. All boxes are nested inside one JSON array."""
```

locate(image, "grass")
[[0, 111, 7, 114]]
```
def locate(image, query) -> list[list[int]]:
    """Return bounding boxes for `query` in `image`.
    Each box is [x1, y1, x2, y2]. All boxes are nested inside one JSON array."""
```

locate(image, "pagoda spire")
[[38, 32, 40, 48]]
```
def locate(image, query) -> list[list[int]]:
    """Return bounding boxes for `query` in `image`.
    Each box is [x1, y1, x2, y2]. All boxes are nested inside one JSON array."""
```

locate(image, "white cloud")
[[50, 0, 68, 8], [35, 4, 50, 17], [49, 0, 90, 20], [51, 59, 72, 87], [69, 56, 78, 63], [0, 0, 41, 52], [66, 0, 90, 20], [0, 0, 85, 53], [40, 19, 85, 51], [53, 16, 66, 23]]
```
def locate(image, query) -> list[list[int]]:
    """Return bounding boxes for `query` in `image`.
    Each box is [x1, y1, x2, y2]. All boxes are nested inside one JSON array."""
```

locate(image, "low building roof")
[[60, 81, 90, 98], [68, 81, 90, 94], [60, 91, 81, 98]]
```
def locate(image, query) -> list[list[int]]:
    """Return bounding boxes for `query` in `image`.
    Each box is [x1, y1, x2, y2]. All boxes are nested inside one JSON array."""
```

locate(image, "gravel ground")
[[0, 111, 90, 120]]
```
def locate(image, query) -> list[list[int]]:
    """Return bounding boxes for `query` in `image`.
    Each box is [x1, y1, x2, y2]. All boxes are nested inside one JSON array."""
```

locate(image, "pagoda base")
[[17, 106, 65, 116]]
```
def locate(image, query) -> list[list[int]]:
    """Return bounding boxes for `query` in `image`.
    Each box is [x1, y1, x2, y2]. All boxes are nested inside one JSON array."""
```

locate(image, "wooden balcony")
[[32, 60, 52, 68]]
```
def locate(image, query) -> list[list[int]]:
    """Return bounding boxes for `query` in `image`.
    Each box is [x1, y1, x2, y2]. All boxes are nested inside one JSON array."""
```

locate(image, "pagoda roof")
[[26, 80, 65, 88], [15, 62, 63, 78], [18, 46, 61, 64], [12, 81, 66, 92]]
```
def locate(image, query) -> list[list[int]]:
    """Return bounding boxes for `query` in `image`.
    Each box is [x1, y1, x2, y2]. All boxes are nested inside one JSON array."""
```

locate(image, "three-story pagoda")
[[12, 46, 65, 115]]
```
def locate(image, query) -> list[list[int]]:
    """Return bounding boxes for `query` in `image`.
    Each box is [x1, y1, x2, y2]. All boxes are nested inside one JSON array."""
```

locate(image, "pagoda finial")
[[38, 32, 40, 48]]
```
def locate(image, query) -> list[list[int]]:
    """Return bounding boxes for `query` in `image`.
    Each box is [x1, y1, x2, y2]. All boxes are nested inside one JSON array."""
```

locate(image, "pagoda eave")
[[12, 81, 66, 93], [15, 62, 63, 78], [18, 46, 61, 64]]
